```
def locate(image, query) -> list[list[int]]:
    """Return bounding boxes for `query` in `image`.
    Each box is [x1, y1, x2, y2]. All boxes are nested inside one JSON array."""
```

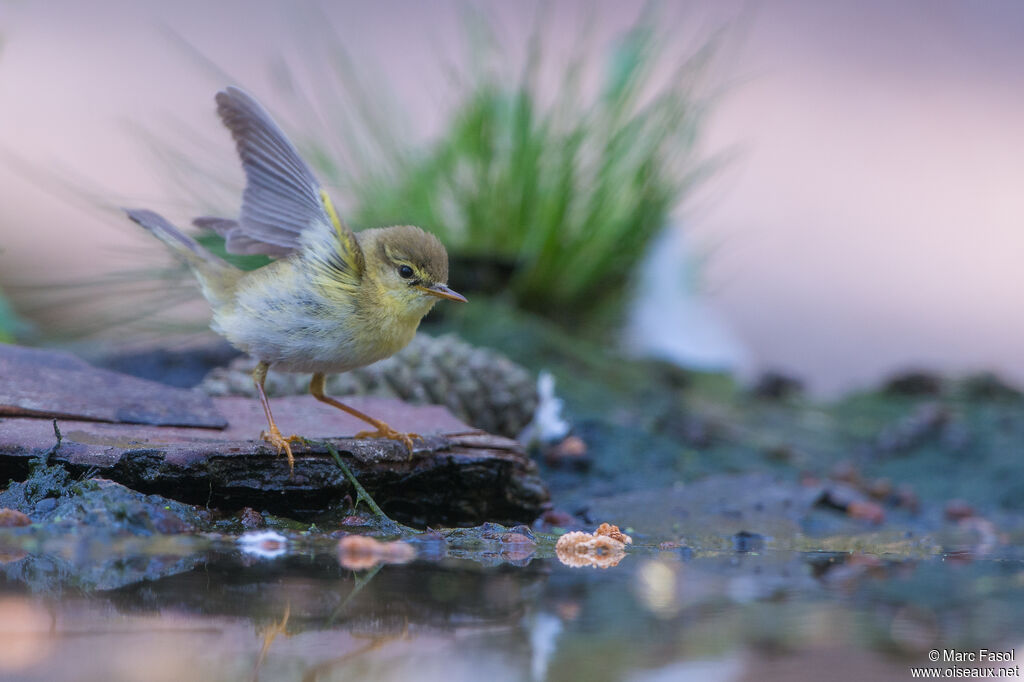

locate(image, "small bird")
[[126, 87, 466, 472]]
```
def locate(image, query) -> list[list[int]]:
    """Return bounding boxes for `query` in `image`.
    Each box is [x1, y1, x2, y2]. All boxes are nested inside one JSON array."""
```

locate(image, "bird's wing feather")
[[208, 86, 364, 280], [193, 216, 293, 257]]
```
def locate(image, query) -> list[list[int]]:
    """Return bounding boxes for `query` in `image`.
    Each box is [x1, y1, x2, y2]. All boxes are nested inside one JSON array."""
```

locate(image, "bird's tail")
[[124, 208, 240, 308]]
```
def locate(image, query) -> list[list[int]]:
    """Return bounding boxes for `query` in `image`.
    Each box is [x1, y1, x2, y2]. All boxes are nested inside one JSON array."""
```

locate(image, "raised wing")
[[196, 87, 364, 280]]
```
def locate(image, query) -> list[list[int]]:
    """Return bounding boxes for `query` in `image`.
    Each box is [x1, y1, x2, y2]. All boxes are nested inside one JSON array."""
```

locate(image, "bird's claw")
[[260, 427, 304, 473], [354, 424, 421, 456]]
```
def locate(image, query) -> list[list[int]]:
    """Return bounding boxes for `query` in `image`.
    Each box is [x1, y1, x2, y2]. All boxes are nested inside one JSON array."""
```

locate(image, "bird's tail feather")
[[124, 208, 239, 308]]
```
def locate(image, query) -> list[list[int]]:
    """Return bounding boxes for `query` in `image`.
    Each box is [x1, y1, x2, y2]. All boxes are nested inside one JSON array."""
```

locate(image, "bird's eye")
[[398, 265, 414, 279]]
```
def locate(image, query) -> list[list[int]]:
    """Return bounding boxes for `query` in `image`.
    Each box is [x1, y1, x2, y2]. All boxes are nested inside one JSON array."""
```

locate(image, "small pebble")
[[33, 498, 57, 514], [507, 524, 535, 540], [944, 499, 976, 522], [847, 500, 886, 525], [239, 507, 264, 529], [544, 435, 590, 470], [0, 508, 31, 527], [500, 532, 535, 546], [732, 530, 765, 553], [478, 522, 508, 540], [500, 533, 536, 562], [539, 509, 575, 528], [865, 478, 893, 500]]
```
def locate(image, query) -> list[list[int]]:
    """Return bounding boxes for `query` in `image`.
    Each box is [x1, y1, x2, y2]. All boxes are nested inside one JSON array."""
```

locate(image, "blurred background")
[[2, 5, 1024, 680], [0, 0, 1021, 396]]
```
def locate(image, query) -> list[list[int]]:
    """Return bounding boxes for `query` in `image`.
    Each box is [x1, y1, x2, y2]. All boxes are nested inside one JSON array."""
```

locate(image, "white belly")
[[212, 285, 417, 375]]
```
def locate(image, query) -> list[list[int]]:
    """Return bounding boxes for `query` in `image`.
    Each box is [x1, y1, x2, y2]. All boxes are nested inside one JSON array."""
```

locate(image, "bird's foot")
[[354, 423, 422, 457], [260, 426, 304, 473]]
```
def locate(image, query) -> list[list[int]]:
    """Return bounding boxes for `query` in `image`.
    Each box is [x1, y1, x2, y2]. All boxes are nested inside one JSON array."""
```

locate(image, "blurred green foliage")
[[194, 232, 271, 272], [0, 285, 23, 343], [328, 16, 720, 331]]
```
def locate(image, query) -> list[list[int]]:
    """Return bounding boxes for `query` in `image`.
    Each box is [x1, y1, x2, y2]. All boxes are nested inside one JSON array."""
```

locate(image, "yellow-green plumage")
[[211, 224, 450, 374]]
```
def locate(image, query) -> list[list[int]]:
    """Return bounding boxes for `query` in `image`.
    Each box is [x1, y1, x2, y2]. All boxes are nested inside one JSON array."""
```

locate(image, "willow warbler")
[[125, 87, 466, 472]]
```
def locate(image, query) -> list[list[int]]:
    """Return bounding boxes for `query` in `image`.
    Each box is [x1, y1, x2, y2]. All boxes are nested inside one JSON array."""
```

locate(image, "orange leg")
[[310, 373, 421, 454], [253, 362, 303, 473]]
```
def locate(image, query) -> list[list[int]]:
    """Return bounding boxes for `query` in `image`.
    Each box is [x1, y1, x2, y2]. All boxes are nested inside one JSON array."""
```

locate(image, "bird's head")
[[361, 225, 466, 319]]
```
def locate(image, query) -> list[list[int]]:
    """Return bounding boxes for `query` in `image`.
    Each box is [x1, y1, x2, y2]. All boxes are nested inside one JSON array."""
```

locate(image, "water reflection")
[[1, 536, 1023, 682], [0, 597, 53, 674]]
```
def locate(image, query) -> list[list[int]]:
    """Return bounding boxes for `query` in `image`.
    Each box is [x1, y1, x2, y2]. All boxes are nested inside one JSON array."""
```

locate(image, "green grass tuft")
[[326, 12, 722, 331]]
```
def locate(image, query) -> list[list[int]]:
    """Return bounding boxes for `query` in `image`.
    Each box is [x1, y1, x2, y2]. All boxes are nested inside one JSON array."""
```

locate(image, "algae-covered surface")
[[2, 305, 1024, 681]]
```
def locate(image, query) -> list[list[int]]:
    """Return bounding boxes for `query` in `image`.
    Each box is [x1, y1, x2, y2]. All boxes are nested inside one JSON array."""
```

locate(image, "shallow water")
[[2, 530, 1023, 682]]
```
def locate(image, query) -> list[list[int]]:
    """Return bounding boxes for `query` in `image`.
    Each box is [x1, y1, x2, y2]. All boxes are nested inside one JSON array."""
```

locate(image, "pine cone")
[[199, 334, 538, 438]]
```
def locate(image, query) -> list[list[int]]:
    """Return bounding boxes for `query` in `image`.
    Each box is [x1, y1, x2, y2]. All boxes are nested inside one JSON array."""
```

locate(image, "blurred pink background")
[[0, 0, 1021, 395]]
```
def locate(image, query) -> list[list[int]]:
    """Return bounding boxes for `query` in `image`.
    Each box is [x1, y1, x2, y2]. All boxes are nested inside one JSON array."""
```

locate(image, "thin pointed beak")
[[417, 283, 467, 303]]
